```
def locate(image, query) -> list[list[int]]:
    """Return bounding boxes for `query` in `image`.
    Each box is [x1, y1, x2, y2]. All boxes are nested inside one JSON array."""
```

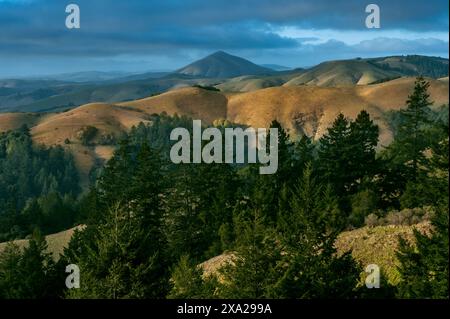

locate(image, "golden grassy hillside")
[[30, 103, 149, 146], [227, 77, 448, 144], [0, 77, 448, 183], [120, 87, 228, 124], [0, 113, 53, 133]]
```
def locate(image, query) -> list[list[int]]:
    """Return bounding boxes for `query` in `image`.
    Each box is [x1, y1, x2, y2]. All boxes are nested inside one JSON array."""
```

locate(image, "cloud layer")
[[0, 0, 448, 77]]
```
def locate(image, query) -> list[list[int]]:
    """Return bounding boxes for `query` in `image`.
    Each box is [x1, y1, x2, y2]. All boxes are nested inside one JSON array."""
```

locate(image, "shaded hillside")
[[284, 59, 401, 87], [216, 69, 305, 92], [10, 75, 219, 113], [284, 55, 449, 87], [335, 223, 432, 285], [367, 55, 449, 79]]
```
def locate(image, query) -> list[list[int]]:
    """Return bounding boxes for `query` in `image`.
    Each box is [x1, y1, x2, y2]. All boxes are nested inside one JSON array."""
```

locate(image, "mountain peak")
[[176, 51, 273, 78], [209, 50, 231, 57]]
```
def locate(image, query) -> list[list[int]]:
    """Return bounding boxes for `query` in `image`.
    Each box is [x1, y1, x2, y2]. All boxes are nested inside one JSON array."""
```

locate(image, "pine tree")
[[168, 255, 216, 299], [389, 76, 432, 181], [217, 208, 281, 299], [348, 110, 379, 190], [0, 244, 22, 298], [66, 203, 170, 298], [164, 164, 207, 262], [396, 204, 449, 298], [96, 138, 135, 209], [396, 123, 449, 298], [400, 121, 449, 208], [274, 165, 360, 298], [319, 111, 379, 198], [0, 231, 60, 298], [165, 160, 236, 261], [318, 113, 352, 197]]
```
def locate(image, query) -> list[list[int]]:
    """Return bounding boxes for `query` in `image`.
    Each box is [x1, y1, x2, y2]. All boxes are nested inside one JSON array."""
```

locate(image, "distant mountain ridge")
[[284, 55, 449, 87], [0, 53, 448, 112], [261, 64, 292, 71]]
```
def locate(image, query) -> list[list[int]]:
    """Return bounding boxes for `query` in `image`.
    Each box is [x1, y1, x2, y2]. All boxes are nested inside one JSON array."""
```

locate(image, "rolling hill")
[[216, 69, 305, 92], [0, 54, 447, 113], [366, 55, 449, 78], [176, 51, 274, 78], [283, 55, 449, 87], [0, 76, 448, 186], [6, 75, 220, 113], [284, 59, 401, 87]]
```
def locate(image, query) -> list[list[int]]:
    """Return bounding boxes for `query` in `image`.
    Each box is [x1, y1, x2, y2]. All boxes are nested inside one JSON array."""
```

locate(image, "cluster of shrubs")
[[365, 206, 434, 227], [77, 126, 98, 146], [192, 84, 220, 92], [98, 133, 117, 145]]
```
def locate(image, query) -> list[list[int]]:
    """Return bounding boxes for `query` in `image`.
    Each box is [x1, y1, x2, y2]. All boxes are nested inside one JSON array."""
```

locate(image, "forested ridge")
[[0, 77, 448, 299]]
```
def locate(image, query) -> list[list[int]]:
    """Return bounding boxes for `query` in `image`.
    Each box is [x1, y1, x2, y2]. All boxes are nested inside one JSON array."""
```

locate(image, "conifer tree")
[[217, 208, 281, 299], [396, 204, 449, 298], [348, 110, 379, 190], [168, 254, 216, 299], [66, 203, 169, 298], [318, 113, 352, 197], [274, 165, 360, 298], [389, 76, 432, 181], [396, 125, 449, 298], [0, 231, 59, 298]]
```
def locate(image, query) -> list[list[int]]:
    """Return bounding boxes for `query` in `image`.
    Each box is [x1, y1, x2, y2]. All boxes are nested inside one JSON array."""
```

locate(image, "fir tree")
[[66, 203, 169, 298], [274, 165, 360, 298], [0, 231, 60, 298], [389, 76, 433, 181], [168, 254, 216, 299], [217, 208, 281, 299], [318, 113, 352, 197], [396, 204, 449, 298]]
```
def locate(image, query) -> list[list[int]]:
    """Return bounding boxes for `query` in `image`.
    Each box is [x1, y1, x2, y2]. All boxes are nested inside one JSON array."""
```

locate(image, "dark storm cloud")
[[0, 0, 448, 56], [0, 0, 300, 57], [0, 0, 448, 76]]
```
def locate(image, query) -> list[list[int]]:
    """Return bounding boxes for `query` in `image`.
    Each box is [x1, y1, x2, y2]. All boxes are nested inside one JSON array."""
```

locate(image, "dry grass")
[[199, 223, 433, 286], [120, 87, 228, 124], [199, 252, 236, 280], [283, 60, 397, 87], [0, 113, 52, 133], [0, 225, 84, 260], [335, 222, 432, 285]]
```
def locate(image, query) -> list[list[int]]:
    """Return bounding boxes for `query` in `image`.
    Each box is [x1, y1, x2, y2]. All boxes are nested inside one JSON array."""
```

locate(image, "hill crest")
[[175, 51, 273, 78]]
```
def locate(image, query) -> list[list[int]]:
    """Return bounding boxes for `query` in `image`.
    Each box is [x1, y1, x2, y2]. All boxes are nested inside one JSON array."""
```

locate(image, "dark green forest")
[[0, 126, 80, 241], [0, 77, 448, 299]]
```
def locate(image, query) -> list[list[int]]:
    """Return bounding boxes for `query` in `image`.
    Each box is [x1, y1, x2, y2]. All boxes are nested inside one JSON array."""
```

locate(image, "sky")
[[0, 0, 448, 77]]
